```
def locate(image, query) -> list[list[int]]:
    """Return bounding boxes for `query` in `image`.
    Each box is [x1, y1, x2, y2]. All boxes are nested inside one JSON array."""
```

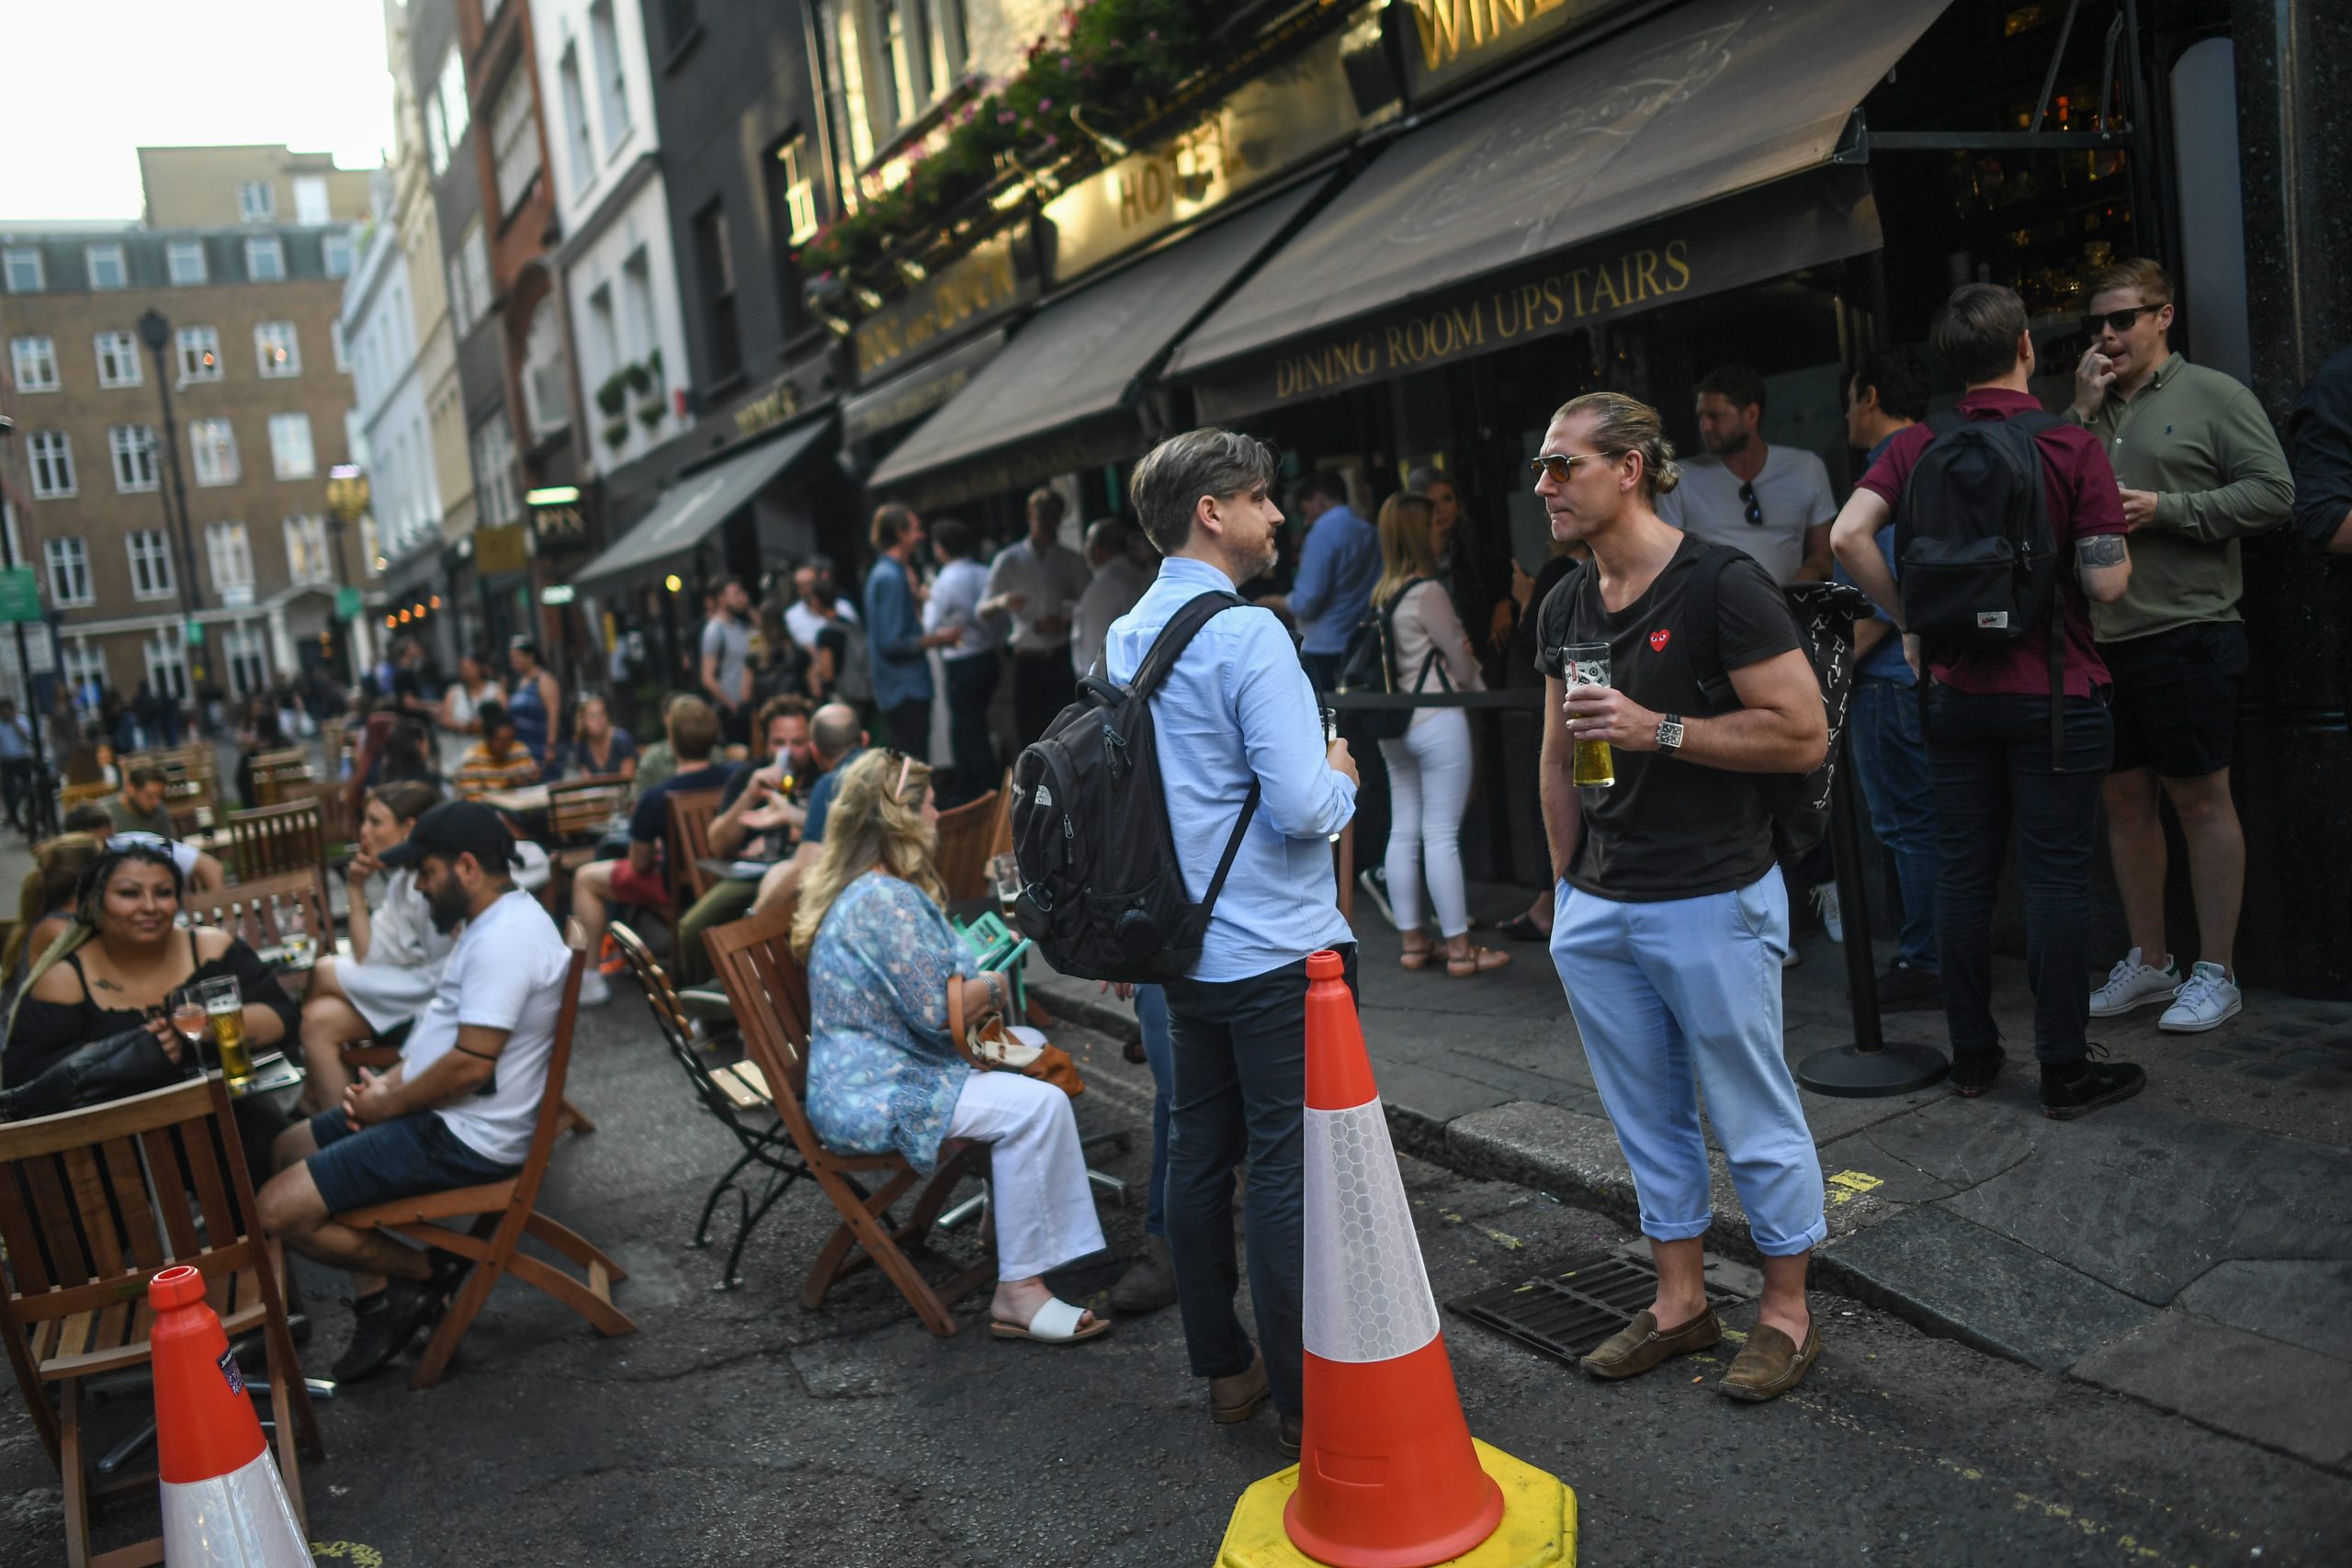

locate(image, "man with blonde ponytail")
[[1531, 390, 1829, 1402]]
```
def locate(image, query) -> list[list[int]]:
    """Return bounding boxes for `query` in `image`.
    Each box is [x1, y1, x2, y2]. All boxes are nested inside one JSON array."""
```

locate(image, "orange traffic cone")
[[1217, 951, 1576, 1568], [150, 1265, 312, 1566]]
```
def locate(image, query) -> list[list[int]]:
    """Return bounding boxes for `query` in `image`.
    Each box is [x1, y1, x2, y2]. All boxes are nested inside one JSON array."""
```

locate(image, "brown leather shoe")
[[1719, 1322, 1821, 1402], [1578, 1307, 1722, 1380], [1108, 1235, 1177, 1314], [1275, 1411, 1302, 1458], [1210, 1348, 1270, 1425]]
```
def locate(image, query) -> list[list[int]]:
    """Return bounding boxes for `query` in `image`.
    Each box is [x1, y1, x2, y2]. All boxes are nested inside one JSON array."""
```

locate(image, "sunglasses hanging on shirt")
[[1738, 480, 1763, 527]]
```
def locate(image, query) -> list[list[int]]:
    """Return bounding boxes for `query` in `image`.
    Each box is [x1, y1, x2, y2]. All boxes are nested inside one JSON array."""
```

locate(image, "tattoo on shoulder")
[[2076, 535, 2128, 567], [89, 976, 125, 993]]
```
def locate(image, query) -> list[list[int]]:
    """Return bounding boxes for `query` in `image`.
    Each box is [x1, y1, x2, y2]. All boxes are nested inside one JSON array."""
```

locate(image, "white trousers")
[[946, 1068, 1105, 1281], [1378, 709, 1474, 938]]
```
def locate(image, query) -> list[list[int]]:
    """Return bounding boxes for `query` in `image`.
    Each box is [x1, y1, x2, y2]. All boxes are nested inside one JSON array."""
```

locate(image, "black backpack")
[[1334, 577, 1453, 741], [1893, 409, 2068, 751], [1678, 548, 1872, 860], [1009, 591, 1260, 983]]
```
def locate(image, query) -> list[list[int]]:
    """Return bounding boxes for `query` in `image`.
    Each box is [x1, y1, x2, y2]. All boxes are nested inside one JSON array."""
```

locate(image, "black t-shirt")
[[1532, 535, 1801, 902]]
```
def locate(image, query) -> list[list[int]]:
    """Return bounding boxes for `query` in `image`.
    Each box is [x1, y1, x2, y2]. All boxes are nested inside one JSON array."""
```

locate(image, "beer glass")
[[989, 852, 1023, 919], [1562, 641, 1617, 788], [201, 975, 253, 1087]]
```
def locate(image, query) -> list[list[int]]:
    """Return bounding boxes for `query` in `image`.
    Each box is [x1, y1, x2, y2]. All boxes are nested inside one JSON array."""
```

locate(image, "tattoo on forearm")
[[2076, 535, 2127, 567]]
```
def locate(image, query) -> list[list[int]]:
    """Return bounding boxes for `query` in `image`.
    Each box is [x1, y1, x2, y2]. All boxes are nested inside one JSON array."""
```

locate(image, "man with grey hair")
[[1104, 427, 1360, 1456], [1069, 516, 1154, 678]]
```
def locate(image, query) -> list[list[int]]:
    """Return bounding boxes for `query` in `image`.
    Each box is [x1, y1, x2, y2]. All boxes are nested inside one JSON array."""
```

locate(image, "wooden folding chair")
[[224, 799, 324, 883], [0, 1077, 322, 1568], [664, 787, 726, 907], [59, 779, 114, 814], [332, 920, 631, 1389], [547, 774, 628, 876], [245, 748, 314, 808], [181, 867, 336, 956], [933, 787, 1001, 903], [706, 898, 994, 1336]]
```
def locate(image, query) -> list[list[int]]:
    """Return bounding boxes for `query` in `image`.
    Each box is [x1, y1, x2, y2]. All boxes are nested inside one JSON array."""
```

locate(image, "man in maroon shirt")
[[1831, 283, 2146, 1120]]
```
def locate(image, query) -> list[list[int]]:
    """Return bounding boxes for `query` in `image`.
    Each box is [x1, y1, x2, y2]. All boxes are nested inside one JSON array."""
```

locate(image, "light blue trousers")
[[1549, 868, 1826, 1258]]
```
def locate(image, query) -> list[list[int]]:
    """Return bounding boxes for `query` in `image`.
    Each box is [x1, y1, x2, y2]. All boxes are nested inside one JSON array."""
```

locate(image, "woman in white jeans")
[[1372, 493, 1510, 977]]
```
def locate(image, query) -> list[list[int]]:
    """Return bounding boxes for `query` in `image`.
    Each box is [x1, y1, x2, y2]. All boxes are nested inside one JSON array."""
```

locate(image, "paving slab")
[[2175, 1260, 2352, 1360], [2073, 1309, 2352, 1472], [1820, 1204, 2160, 1371]]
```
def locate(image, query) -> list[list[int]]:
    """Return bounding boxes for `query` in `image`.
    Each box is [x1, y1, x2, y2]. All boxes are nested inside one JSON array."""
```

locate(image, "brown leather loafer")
[[1210, 1348, 1270, 1425], [1720, 1322, 1822, 1402], [1578, 1307, 1722, 1380]]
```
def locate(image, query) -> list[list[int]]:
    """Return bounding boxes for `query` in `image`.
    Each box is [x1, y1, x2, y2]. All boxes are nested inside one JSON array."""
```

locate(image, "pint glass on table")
[[1562, 641, 1616, 788], [201, 975, 252, 1087]]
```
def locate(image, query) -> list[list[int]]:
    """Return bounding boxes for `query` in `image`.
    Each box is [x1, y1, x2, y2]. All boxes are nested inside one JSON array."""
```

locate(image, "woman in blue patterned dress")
[[794, 750, 1109, 1343]]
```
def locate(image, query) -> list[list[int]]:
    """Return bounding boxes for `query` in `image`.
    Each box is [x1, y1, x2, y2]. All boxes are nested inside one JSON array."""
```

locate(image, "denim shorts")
[[305, 1108, 518, 1215]]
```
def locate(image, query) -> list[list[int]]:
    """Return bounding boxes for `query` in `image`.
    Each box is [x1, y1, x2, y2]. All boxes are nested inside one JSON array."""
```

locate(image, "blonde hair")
[[2086, 256, 2173, 307], [789, 750, 944, 959], [6, 833, 103, 976], [1372, 492, 1442, 611], [1550, 390, 1681, 501]]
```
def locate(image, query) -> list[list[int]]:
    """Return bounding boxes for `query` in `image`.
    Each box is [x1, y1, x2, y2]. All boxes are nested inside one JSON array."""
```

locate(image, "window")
[[220, 623, 266, 697], [692, 202, 741, 383], [127, 529, 175, 600], [62, 639, 107, 694], [462, 225, 491, 324], [323, 231, 355, 278], [832, 6, 875, 166], [879, 0, 917, 127], [283, 514, 332, 584], [294, 175, 330, 225], [177, 326, 222, 382], [167, 240, 208, 284], [520, 295, 571, 442], [427, 91, 450, 175], [145, 628, 192, 702], [446, 256, 470, 335], [925, 0, 967, 95], [332, 320, 350, 372], [189, 419, 240, 486], [206, 521, 254, 597], [10, 335, 59, 392], [268, 413, 316, 479], [95, 331, 142, 388], [45, 538, 93, 606], [472, 412, 520, 527], [255, 321, 300, 378], [439, 50, 470, 145], [28, 432, 74, 498], [590, 0, 631, 153], [238, 181, 277, 221], [560, 45, 595, 197], [492, 68, 541, 216], [110, 425, 160, 492], [245, 237, 285, 282], [776, 138, 819, 246], [85, 244, 127, 289], [3, 248, 41, 292]]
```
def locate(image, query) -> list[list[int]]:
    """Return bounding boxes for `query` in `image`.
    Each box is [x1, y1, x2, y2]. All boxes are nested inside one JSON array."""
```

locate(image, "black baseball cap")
[[379, 800, 526, 874]]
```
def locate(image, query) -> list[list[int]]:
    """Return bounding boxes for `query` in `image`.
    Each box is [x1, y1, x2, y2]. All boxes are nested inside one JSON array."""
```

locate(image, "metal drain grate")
[[1445, 1251, 1742, 1366]]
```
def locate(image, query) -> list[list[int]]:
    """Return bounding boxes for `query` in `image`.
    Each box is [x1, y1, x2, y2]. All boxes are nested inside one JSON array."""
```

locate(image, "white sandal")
[[990, 1295, 1111, 1344]]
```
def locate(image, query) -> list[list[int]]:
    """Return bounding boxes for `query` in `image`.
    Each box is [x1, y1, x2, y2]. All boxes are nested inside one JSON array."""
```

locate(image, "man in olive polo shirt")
[[2068, 258, 2293, 1032]]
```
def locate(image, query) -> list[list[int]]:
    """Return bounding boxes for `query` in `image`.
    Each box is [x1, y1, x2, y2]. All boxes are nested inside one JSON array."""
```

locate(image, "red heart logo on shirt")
[[1648, 628, 1671, 652]]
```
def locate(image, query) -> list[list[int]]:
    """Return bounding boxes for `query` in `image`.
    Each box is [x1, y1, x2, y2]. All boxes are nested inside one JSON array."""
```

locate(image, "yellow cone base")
[[1217, 1438, 1577, 1568]]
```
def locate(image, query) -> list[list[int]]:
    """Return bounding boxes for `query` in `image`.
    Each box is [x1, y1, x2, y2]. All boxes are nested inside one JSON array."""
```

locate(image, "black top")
[[4, 930, 299, 1084], [1532, 535, 1801, 902]]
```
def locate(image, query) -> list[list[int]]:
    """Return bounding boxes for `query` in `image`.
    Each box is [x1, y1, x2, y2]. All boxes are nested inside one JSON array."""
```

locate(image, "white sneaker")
[[1811, 882, 1844, 943], [576, 968, 613, 1008], [2159, 963, 2242, 1033], [2089, 948, 2180, 1017]]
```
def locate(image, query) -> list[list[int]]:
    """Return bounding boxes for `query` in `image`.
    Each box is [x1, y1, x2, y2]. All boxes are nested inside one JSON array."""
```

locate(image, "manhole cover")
[[1445, 1251, 1742, 1366]]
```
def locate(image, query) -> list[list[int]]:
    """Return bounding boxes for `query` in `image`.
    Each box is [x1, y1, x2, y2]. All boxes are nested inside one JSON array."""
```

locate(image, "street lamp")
[[135, 310, 205, 626], [0, 414, 51, 795], [324, 464, 375, 675]]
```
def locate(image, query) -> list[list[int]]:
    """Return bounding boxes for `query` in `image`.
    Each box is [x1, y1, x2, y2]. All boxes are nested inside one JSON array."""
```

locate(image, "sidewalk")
[[1025, 883, 2352, 1475]]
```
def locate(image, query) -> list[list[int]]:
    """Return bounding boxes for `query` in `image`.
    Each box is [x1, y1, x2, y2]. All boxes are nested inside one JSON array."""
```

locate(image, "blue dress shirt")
[[1833, 432, 1915, 685], [1286, 504, 1381, 656], [863, 554, 932, 710], [1104, 557, 1357, 982]]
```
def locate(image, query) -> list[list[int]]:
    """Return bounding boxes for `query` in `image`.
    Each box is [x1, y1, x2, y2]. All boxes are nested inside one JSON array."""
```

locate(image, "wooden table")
[[480, 784, 554, 813]]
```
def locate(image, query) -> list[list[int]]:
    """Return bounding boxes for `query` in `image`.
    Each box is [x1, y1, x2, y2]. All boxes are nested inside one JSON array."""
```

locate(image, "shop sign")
[[475, 523, 531, 577], [1041, 8, 1377, 287], [842, 329, 1008, 444], [884, 413, 1141, 513], [0, 568, 40, 623], [531, 502, 589, 546], [852, 227, 1038, 385], [334, 587, 363, 620], [1399, 0, 1641, 98], [23, 624, 54, 674], [732, 350, 837, 439], [1188, 169, 1879, 422]]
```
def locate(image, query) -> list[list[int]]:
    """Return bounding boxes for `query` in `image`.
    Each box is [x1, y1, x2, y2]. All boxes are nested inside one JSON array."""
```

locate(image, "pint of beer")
[[201, 976, 253, 1086], [1562, 642, 1616, 788]]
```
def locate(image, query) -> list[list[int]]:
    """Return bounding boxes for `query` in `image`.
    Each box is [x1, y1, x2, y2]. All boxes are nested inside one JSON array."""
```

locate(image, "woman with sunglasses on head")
[[293, 783, 455, 1112], [795, 750, 1110, 1344]]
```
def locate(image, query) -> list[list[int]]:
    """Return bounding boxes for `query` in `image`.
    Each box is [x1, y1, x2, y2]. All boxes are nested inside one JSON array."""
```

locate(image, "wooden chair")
[[933, 787, 1001, 903], [0, 1077, 322, 1567], [181, 867, 335, 957], [246, 748, 314, 808], [706, 897, 993, 1335], [663, 787, 726, 907], [225, 799, 324, 883], [333, 920, 634, 1389], [986, 767, 1014, 860], [59, 778, 114, 814], [546, 774, 628, 877]]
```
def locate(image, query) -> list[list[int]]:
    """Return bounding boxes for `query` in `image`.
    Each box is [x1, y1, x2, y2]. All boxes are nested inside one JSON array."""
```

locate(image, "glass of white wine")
[[170, 985, 210, 1072]]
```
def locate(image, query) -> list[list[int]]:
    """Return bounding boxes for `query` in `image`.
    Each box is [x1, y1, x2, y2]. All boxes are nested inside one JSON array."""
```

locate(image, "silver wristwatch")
[[1656, 714, 1686, 752]]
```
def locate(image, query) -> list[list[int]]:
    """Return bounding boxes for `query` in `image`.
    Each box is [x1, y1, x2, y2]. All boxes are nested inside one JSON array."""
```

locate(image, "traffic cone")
[[149, 1265, 312, 1566], [1218, 951, 1577, 1568]]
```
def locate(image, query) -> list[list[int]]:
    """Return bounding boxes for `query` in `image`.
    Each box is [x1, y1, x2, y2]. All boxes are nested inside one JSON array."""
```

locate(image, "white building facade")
[[340, 177, 442, 618]]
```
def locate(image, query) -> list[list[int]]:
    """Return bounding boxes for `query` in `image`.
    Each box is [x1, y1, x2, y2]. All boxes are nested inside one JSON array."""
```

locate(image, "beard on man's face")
[[427, 873, 473, 934]]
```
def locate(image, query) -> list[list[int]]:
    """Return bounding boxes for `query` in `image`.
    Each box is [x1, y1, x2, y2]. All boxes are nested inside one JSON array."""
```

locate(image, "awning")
[[867, 176, 1329, 500], [842, 329, 1008, 446], [574, 417, 831, 587], [1166, 0, 1946, 419]]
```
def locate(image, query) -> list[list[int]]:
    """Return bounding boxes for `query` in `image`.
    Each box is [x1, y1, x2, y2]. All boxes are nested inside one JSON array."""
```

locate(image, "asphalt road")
[[6, 1009, 2347, 1567]]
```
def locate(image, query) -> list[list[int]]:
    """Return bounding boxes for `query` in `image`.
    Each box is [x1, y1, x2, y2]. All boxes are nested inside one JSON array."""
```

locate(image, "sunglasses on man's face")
[[2083, 303, 2163, 336], [1528, 451, 1614, 483], [1739, 480, 1762, 527]]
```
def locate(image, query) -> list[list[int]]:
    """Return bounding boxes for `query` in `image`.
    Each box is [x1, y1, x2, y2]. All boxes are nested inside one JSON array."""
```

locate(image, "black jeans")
[[1928, 688, 2112, 1064], [1012, 650, 1075, 750], [943, 655, 1000, 807], [1162, 943, 1358, 1421], [0, 757, 33, 827]]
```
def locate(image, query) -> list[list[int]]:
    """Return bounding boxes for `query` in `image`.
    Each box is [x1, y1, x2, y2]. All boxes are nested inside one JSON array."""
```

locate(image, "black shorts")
[[305, 1108, 517, 1215], [2103, 621, 2248, 778]]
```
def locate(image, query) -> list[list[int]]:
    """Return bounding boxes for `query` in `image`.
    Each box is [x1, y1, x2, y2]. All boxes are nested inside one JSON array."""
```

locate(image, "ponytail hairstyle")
[[1549, 390, 1681, 502], [5, 833, 104, 977]]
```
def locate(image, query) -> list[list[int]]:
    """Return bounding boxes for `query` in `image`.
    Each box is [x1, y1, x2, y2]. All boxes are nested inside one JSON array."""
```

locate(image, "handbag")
[[0, 1022, 187, 1122], [948, 978, 1084, 1098], [1335, 578, 1452, 741]]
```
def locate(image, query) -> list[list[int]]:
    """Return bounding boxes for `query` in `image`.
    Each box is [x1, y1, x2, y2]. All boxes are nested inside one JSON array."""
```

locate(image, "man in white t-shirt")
[[982, 488, 1091, 745], [1069, 517, 1156, 679], [259, 800, 575, 1382], [1657, 363, 1838, 586], [784, 564, 860, 651]]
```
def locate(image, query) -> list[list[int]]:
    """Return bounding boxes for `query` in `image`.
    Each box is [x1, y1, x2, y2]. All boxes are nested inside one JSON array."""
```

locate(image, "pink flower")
[[1147, 28, 1159, 41], [1038, 97, 1054, 111], [998, 109, 1016, 123], [1043, 133, 1059, 148]]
